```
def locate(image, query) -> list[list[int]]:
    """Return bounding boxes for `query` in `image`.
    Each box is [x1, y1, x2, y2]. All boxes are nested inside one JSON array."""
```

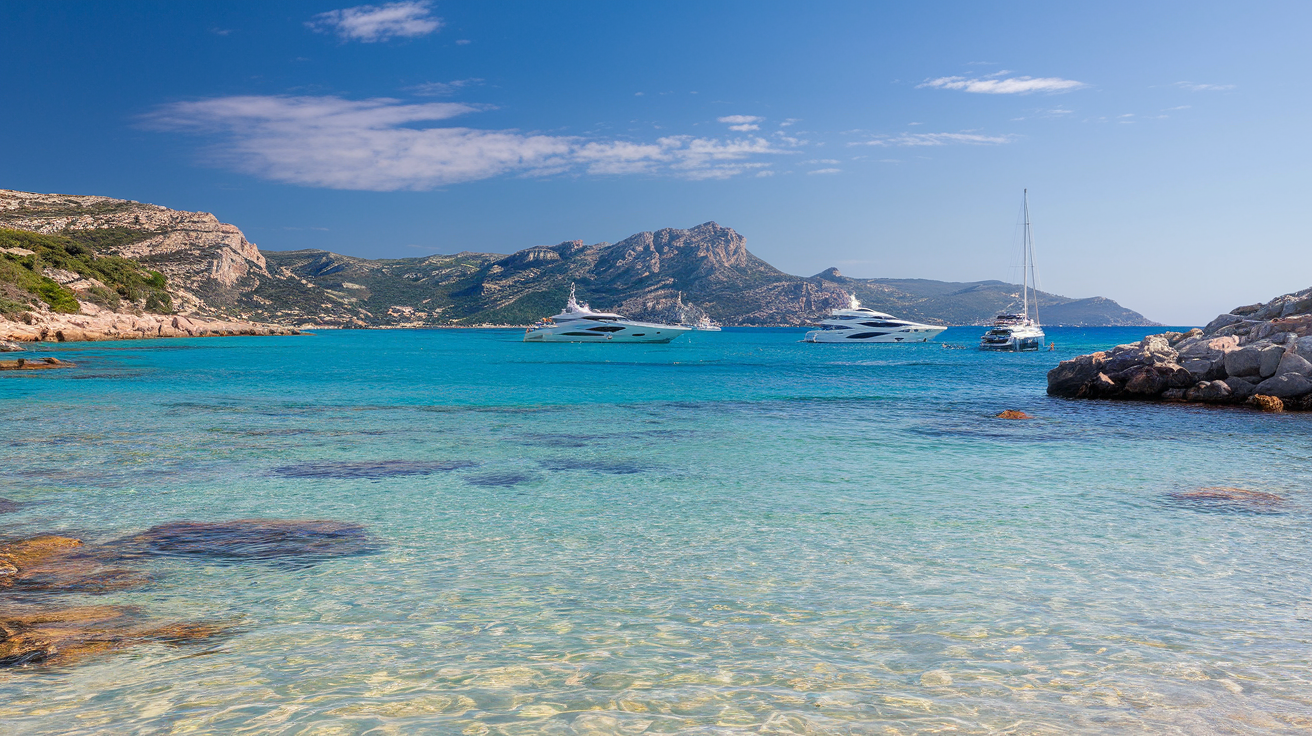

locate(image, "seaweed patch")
[[272, 460, 477, 479]]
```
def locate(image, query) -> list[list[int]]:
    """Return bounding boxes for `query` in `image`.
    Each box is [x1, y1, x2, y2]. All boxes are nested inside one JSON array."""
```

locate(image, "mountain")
[[0, 189, 1157, 328]]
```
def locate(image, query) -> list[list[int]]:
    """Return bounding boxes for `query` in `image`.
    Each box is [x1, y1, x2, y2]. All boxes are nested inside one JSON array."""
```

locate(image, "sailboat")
[[979, 190, 1046, 351]]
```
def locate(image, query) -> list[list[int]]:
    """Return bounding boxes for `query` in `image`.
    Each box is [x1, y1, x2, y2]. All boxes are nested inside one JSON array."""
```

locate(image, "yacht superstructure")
[[979, 190, 1046, 352], [524, 285, 691, 343], [803, 296, 946, 343]]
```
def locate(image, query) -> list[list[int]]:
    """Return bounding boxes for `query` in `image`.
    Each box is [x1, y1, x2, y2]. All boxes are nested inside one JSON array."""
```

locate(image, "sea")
[[3, 326, 1311, 735]]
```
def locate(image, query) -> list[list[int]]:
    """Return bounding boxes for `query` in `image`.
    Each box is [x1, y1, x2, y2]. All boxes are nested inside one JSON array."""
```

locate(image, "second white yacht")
[[803, 296, 946, 343], [524, 285, 691, 343]]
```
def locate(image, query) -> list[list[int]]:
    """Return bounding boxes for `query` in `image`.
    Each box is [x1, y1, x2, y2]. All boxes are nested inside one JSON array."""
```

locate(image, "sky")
[[4, 1, 1311, 325]]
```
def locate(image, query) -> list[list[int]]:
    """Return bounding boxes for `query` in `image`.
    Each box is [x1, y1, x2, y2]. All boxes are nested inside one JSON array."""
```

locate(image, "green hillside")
[[0, 228, 172, 316]]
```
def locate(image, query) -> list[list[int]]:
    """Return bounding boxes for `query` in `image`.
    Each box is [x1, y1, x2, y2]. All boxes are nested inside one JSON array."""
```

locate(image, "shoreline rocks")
[[1048, 286, 1312, 411], [0, 301, 300, 343], [0, 357, 73, 371]]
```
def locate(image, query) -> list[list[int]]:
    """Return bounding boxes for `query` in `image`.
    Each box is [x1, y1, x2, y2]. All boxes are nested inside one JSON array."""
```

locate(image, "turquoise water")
[[3, 327, 1312, 734]]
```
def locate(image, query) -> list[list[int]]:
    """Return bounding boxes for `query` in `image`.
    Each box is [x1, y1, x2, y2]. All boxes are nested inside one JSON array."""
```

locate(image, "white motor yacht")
[[803, 296, 946, 343], [979, 190, 1046, 352], [524, 285, 691, 343]]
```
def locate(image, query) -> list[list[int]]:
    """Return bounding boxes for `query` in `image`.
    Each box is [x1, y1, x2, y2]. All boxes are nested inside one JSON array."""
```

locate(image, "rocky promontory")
[[0, 302, 299, 343], [1048, 287, 1312, 411]]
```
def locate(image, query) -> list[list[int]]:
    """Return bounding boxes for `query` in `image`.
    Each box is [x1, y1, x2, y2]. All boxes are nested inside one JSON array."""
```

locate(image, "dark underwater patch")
[[0, 498, 23, 514], [540, 459, 649, 475], [1165, 487, 1284, 515], [465, 471, 540, 487], [126, 519, 376, 565], [272, 459, 477, 479]]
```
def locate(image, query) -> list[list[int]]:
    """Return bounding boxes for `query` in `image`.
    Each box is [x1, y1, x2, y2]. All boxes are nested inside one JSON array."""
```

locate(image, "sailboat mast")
[[1022, 189, 1030, 320]]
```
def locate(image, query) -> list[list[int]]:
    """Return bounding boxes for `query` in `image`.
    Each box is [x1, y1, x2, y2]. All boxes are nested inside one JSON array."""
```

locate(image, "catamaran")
[[980, 190, 1046, 352]]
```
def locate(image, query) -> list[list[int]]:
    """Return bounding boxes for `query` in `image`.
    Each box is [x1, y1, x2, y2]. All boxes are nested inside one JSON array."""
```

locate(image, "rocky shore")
[[0, 301, 300, 343], [1048, 286, 1312, 411]]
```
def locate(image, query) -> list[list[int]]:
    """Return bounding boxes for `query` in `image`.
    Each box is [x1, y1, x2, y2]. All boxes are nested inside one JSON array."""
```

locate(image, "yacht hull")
[[803, 326, 945, 343], [979, 329, 1046, 351], [524, 321, 690, 343]]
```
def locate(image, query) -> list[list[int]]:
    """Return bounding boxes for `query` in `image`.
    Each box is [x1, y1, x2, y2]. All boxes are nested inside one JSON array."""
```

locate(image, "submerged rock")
[[1167, 487, 1284, 514], [125, 519, 375, 565], [0, 357, 74, 371], [0, 605, 232, 669], [1049, 286, 1312, 410], [995, 410, 1032, 419], [1249, 394, 1284, 412], [0, 498, 22, 514], [0, 535, 151, 594], [272, 460, 476, 479]]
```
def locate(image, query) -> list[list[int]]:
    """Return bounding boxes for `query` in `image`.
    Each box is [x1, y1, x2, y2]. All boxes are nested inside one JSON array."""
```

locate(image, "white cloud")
[[718, 115, 763, 132], [755, 170, 775, 177], [807, 168, 841, 175], [408, 78, 484, 96], [919, 75, 1086, 94], [307, 1, 441, 42], [1174, 82, 1235, 91], [850, 132, 1012, 147], [144, 95, 793, 190]]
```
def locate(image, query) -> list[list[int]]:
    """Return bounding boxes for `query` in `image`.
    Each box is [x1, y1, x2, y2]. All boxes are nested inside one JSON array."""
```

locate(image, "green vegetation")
[[0, 228, 173, 315]]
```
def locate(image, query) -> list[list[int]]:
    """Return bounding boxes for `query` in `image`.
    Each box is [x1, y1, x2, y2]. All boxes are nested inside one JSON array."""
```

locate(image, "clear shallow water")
[[2, 326, 1311, 735]]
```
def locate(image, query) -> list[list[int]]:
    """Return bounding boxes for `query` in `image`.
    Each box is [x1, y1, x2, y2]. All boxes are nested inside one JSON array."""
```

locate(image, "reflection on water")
[[1, 327, 1311, 734]]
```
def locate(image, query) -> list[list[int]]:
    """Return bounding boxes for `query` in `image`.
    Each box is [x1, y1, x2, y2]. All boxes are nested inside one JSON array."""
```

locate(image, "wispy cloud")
[[919, 75, 1086, 94], [307, 1, 441, 43], [849, 132, 1012, 147], [807, 168, 841, 175], [408, 78, 484, 96], [718, 114, 763, 131], [1174, 81, 1235, 91], [144, 95, 793, 190]]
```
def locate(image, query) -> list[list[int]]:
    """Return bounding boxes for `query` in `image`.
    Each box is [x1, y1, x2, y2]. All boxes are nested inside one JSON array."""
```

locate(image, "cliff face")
[[0, 190, 269, 314]]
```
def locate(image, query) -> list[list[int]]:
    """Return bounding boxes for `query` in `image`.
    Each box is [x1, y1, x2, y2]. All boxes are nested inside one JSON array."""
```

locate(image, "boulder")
[[1259, 345, 1285, 378], [0, 341, 21, 352], [1123, 365, 1167, 396], [1185, 380, 1233, 403], [1249, 394, 1284, 412], [1252, 373, 1312, 399], [1223, 377, 1258, 402], [1161, 388, 1187, 401], [1157, 363, 1195, 388], [1046, 352, 1107, 397], [1223, 346, 1259, 377], [1090, 373, 1122, 397], [1276, 351, 1312, 377], [1204, 313, 1245, 334]]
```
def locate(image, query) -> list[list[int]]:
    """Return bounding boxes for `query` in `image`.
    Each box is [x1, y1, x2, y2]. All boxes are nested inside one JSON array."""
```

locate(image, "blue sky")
[[4, 1, 1310, 324]]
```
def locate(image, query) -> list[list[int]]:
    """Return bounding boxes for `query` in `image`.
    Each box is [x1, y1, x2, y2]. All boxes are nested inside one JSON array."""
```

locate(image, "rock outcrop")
[[1048, 286, 1312, 411], [0, 301, 298, 342], [1, 189, 268, 313]]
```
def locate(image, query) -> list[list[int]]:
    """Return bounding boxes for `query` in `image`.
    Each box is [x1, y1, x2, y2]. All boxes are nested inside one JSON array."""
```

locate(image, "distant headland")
[[1, 188, 1155, 343]]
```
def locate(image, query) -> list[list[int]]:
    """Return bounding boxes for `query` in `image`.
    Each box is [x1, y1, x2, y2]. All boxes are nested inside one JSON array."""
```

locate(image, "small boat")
[[524, 284, 691, 343], [980, 190, 1046, 352], [803, 295, 946, 343], [674, 293, 722, 331], [685, 315, 722, 332]]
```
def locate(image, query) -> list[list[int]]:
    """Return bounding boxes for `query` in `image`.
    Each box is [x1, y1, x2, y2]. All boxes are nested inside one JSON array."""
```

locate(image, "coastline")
[[1, 302, 301, 343]]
